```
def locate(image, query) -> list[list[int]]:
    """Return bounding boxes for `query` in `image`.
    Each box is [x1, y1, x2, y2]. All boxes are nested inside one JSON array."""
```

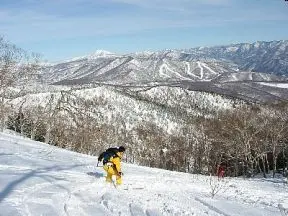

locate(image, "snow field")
[[0, 132, 287, 216]]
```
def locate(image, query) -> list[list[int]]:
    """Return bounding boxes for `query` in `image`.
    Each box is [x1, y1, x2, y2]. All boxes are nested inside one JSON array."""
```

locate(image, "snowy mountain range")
[[181, 40, 288, 76], [36, 40, 288, 103], [41, 40, 288, 85]]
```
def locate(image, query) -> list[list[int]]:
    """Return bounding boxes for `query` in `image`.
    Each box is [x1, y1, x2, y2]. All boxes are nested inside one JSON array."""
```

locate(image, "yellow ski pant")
[[103, 164, 122, 185]]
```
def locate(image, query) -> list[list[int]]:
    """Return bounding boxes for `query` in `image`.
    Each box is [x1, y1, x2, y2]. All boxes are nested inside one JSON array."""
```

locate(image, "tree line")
[[1, 36, 288, 178], [5, 91, 288, 178]]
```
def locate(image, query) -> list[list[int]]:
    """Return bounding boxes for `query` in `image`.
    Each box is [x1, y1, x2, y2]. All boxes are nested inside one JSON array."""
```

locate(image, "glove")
[[118, 172, 124, 176]]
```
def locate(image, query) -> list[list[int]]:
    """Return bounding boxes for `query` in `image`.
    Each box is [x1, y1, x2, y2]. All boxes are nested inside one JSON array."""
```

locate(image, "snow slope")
[[0, 132, 287, 216], [259, 82, 288, 89]]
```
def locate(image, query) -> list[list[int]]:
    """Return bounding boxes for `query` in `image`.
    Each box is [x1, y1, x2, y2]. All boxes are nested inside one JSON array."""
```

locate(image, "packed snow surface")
[[259, 82, 288, 88], [0, 132, 287, 216]]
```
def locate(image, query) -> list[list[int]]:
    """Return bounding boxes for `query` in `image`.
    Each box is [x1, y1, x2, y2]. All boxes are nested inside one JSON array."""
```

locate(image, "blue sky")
[[1, 0, 287, 62]]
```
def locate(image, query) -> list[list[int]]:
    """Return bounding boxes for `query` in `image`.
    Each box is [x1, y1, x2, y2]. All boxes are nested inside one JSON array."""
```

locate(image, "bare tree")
[[0, 36, 40, 131], [208, 174, 229, 198], [25, 105, 46, 141], [261, 104, 288, 177]]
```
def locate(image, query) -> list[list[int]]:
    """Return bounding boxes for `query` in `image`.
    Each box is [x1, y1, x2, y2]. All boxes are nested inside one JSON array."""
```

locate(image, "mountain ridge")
[[36, 40, 288, 103]]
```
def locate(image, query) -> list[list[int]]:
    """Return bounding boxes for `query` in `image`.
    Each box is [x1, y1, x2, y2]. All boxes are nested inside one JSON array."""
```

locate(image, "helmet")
[[118, 146, 126, 152]]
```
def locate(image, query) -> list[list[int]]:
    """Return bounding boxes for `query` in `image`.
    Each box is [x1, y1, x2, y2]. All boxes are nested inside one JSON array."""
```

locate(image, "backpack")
[[98, 148, 119, 164]]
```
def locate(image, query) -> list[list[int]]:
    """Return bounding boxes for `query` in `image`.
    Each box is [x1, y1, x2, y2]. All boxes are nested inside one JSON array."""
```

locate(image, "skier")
[[217, 163, 226, 178], [98, 146, 126, 185]]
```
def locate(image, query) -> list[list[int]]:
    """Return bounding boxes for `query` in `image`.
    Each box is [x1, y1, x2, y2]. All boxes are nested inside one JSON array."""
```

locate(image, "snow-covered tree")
[[0, 37, 40, 131]]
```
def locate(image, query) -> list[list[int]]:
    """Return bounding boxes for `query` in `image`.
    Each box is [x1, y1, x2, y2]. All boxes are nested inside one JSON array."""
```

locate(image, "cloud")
[[0, 0, 287, 43], [109, 0, 229, 7], [107, 0, 230, 12]]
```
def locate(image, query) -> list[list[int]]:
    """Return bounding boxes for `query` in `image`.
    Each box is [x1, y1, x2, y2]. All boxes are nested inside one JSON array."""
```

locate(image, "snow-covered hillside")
[[42, 58, 237, 85], [0, 132, 287, 216], [8, 86, 239, 137]]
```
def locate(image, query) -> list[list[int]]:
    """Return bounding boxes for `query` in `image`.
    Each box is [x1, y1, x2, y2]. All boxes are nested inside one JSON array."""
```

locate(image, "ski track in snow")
[[159, 63, 191, 80], [159, 64, 170, 78], [194, 197, 231, 216], [197, 61, 204, 79], [184, 62, 197, 79], [184, 62, 192, 76], [0, 132, 287, 216], [185, 61, 204, 80], [201, 62, 218, 75], [259, 82, 288, 89]]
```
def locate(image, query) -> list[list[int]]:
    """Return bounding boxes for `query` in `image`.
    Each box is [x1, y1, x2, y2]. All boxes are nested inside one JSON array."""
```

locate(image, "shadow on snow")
[[0, 164, 86, 203], [86, 171, 104, 178]]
